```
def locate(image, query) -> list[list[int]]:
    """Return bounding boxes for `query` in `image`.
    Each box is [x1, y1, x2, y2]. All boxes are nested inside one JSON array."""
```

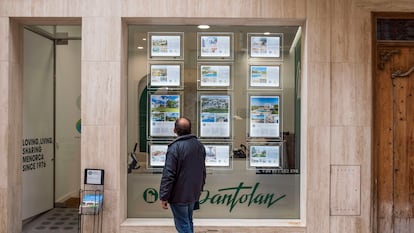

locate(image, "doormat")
[[65, 197, 80, 208]]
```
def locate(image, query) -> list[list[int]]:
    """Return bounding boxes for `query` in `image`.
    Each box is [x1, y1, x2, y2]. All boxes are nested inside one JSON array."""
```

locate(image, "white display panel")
[[149, 32, 183, 59], [149, 144, 168, 167], [197, 32, 234, 60], [204, 144, 231, 167], [248, 144, 281, 168], [199, 94, 231, 138], [149, 94, 181, 137], [248, 95, 280, 138], [149, 63, 182, 88], [249, 65, 280, 88], [248, 34, 282, 59], [199, 64, 232, 89]]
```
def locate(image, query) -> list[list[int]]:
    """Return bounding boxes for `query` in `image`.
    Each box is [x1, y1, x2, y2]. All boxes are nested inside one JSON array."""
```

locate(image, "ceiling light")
[[198, 25, 210, 29], [137, 46, 144, 50], [264, 32, 271, 35], [142, 38, 146, 41]]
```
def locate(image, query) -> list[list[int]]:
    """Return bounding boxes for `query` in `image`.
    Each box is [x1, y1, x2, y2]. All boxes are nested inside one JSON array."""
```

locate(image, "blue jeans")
[[170, 202, 195, 233]]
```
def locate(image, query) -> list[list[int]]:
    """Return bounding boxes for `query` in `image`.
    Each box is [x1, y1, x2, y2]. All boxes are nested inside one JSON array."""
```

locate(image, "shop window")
[[127, 25, 301, 219]]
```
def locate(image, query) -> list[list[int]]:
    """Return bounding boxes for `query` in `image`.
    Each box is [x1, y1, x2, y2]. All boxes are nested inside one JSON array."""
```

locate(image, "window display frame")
[[202, 142, 233, 169], [247, 33, 283, 60], [148, 92, 182, 139], [128, 24, 303, 222], [197, 32, 234, 60], [148, 32, 184, 60], [197, 92, 233, 139], [247, 142, 283, 170], [147, 62, 184, 90], [247, 93, 282, 140], [197, 62, 233, 90], [248, 63, 282, 89]]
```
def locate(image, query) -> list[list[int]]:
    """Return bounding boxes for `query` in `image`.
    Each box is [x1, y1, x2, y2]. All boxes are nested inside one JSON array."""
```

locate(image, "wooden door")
[[375, 46, 414, 233]]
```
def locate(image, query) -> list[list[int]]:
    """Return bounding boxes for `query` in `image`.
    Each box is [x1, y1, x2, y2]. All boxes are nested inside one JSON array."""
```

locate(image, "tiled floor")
[[22, 208, 79, 233]]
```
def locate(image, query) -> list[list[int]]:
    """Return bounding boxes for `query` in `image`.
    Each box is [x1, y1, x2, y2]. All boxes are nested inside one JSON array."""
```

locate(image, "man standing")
[[160, 117, 206, 233]]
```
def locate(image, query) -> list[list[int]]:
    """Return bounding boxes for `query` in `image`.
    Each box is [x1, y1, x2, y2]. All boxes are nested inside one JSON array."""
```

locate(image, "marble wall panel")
[[392, 1, 414, 11], [348, 16, 371, 64], [307, 62, 330, 126], [306, 0, 330, 19], [121, 0, 189, 18], [354, 62, 372, 126], [81, 125, 120, 191], [82, 17, 121, 62], [121, 0, 306, 19], [0, 62, 8, 126], [331, 62, 372, 126], [0, 18, 8, 61], [8, 61, 23, 187], [8, 21, 22, 65], [0, 124, 8, 189], [0, 0, 82, 17], [0, 189, 7, 233], [330, 216, 367, 233], [330, 126, 371, 165], [282, 0, 306, 19], [306, 19, 330, 63], [82, 0, 121, 17], [100, 189, 121, 233], [29, 0, 80, 17], [7, 185, 22, 233], [354, 0, 392, 10], [332, 0, 372, 64], [307, 126, 330, 233], [331, 63, 356, 125], [82, 61, 121, 125], [0, 0, 31, 17]]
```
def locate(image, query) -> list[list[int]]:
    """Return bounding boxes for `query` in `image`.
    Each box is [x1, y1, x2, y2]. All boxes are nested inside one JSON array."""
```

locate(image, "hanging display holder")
[[78, 168, 104, 233]]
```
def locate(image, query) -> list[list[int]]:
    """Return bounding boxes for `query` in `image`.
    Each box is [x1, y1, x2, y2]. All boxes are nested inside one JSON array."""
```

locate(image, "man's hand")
[[160, 200, 168, 209]]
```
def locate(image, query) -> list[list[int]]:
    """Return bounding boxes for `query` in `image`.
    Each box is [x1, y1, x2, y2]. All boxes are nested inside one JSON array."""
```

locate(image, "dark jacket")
[[159, 134, 206, 204]]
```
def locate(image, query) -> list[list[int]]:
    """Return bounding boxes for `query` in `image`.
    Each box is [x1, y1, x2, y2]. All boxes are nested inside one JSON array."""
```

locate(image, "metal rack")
[[78, 169, 104, 233]]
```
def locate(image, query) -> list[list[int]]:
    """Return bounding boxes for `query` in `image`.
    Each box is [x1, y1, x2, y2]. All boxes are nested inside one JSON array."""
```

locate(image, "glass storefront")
[[127, 24, 301, 219]]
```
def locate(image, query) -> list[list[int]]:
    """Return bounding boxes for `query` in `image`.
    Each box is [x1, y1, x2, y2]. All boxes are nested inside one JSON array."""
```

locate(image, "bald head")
[[174, 117, 191, 136]]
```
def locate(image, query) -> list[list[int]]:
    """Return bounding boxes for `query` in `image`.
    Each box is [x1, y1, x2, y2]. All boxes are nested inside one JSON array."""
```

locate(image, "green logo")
[[142, 182, 286, 213], [200, 182, 286, 212], [143, 188, 158, 203]]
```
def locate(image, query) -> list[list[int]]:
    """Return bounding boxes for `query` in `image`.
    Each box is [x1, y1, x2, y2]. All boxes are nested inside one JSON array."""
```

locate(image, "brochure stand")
[[79, 169, 104, 233]]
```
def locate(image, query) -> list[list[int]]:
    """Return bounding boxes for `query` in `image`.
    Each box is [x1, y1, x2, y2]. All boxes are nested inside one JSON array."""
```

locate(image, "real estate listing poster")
[[249, 95, 280, 138], [200, 35, 231, 57], [149, 144, 168, 167], [249, 145, 280, 167], [200, 95, 230, 137], [250, 36, 280, 58], [204, 144, 230, 167], [151, 35, 181, 57], [150, 64, 181, 87], [200, 65, 230, 87], [150, 94, 180, 137], [250, 65, 280, 87]]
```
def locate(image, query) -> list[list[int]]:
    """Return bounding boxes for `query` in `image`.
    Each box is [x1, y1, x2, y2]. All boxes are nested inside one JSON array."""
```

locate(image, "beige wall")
[[1, 0, 414, 233]]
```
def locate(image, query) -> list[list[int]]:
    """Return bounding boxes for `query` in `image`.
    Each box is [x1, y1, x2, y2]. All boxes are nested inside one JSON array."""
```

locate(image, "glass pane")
[[377, 18, 414, 41], [127, 24, 301, 219]]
